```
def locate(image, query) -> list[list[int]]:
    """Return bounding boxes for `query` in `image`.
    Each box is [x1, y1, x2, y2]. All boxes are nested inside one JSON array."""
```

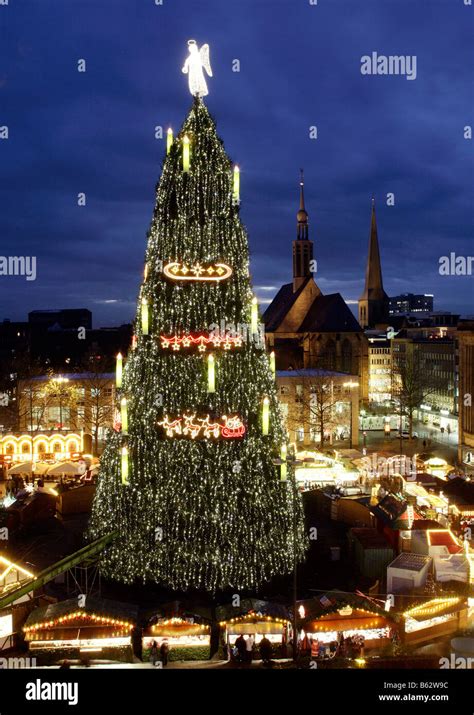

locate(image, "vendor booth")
[[142, 608, 211, 662], [217, 599, 290, 659], [402, 597, 468, 646], [298, 592, 396, 657], [23, 596, 137, 664]]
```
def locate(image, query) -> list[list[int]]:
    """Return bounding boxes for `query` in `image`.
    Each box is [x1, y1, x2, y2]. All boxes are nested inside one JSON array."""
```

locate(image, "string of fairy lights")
[[87, 97, 306, 591]]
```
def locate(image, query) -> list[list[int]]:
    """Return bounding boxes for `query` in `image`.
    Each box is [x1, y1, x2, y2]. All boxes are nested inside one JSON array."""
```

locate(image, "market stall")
[[23, 596, 137, 664], [142, 613, 211, 662], [402, 597, 468, 646], [216, 599, 290, 659], [298, 592, 396, 657]]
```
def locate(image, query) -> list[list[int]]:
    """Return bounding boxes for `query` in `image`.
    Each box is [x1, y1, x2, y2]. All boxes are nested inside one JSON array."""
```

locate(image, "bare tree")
[[391, 346, 443, 438], [283, 371, 350, 447], [78, 351, 115, 454]]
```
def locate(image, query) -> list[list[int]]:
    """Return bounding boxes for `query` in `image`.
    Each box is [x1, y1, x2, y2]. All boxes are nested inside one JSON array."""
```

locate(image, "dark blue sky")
[[1, 0, 473, 326]]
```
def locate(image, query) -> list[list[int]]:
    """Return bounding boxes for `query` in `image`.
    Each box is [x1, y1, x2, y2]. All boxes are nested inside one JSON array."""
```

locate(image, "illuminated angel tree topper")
[[88, 86, 306, 592]]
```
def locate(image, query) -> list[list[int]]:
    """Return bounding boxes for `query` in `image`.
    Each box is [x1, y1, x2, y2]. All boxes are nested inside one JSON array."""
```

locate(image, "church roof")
[[300, 293, 362, 333], [262, 279, 310, 332], [263, 282, 362, 334]]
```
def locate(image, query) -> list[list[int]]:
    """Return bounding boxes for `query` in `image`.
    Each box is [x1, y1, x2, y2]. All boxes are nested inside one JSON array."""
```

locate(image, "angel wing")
[[199, 44, 212, 77]]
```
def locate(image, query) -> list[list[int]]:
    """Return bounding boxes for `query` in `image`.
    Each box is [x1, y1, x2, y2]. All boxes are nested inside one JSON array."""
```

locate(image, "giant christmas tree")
[[88, 47, 306, 592]]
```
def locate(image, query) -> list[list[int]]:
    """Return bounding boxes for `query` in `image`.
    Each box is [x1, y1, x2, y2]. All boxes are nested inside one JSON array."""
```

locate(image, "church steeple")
[[297, 169, 309, 241], [358, 197, 389, 328], [293, 169, 314, 292]]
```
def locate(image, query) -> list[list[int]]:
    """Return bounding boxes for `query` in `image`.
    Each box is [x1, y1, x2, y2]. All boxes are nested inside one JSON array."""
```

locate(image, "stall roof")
[[403, 597, 466, 622], [351, 528, 391, 550], [298, 590, 393, 625], [143, 600, 212, 626], [215, 598, 290, 623], [24, 596, 138, 629], [388, 553, 431, 573]]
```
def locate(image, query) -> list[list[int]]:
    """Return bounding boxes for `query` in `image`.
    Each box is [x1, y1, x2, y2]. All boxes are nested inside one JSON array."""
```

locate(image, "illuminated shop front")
[[0, 432, 84, 463], [142, 614, 211, 661], [402, 598, 468, 646], [23, 597, 137, 664], [297, 592, 396, 655], [216, 599, 290, 658], [300, 608, 392, 652]]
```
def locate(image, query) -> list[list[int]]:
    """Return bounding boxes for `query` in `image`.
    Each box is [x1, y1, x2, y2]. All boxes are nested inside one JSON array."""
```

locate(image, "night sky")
[[1, 0, 473, 326]]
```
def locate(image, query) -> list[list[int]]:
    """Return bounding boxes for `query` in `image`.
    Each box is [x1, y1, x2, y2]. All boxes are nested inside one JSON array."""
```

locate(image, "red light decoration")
[[160, 333, 243, 352], [163, 261, 232, 282], [157, 413, 246, 439]]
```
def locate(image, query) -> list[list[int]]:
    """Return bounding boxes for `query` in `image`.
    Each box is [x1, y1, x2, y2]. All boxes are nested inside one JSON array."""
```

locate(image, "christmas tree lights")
[[167, 127, 173, 154], [116, 353, 123, 388], [207, 354, 215, 393], [88, 96, 305, 591], [183, 134, 190, 172]]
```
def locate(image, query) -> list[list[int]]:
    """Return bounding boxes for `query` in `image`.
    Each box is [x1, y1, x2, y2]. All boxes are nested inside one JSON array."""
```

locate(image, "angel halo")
[[182, 40, 213, 97]]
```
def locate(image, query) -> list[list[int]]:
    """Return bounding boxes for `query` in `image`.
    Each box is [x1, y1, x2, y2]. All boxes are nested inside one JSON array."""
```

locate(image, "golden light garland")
[[163, 261, 232, 282], [24, 612, 134, 632], [160, 332, 242, 352]]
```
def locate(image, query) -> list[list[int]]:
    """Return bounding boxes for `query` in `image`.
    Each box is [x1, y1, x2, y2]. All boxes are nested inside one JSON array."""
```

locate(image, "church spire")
[[296, 168, 309, 241], [358, 197, 389, 328], [363, 197, 385, 297], [293, 169, 314, 292]]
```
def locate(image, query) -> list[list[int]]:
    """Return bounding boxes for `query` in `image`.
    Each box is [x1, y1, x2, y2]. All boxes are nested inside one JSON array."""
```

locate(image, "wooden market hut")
[[23, 596, 138, 664], [216, 599, 291, 659], [400, 596, 468, 646], [298, 591, 397, 654], [142, 601, 212, 662]]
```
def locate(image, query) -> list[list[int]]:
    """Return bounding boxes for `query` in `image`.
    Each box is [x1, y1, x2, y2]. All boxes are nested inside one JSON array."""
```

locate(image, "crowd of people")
[[304, 632, 365, 660], [226, 634, 296, 665]]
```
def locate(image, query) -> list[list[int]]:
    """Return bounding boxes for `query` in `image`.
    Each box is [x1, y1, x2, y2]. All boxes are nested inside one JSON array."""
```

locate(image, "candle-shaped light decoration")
[[121, 446, 129, 486], [121, 397, 128, 434], [116, 352, 123, 389], [269, 351, 276, 378], [141, 298, 149, 335], [280, 444, 287, 481], [183, 134, 190, 172], [167, 127, 173, 154], [131, 334, 137, 350], [251, 296, 258, 335], [207, 353, 215, 393], [233, 165, 240, 204], [262, 396, 270, 435], [144, 263, 148, 281]]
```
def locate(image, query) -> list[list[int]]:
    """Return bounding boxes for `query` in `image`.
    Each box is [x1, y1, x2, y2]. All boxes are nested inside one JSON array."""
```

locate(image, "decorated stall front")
[[23, 597, 137, 664], [298, 592, 396, 658], [217, 599, 291, 660], [401, 597, 468, 646], [142, 608, 211, 662]]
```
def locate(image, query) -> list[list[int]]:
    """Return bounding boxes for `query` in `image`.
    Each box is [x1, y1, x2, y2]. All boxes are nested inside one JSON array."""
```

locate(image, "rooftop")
[[388, 553, 431, 572]]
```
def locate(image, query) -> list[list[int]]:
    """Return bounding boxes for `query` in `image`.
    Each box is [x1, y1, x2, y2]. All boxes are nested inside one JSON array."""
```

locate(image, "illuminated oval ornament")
[[163, 261, 233, 282]]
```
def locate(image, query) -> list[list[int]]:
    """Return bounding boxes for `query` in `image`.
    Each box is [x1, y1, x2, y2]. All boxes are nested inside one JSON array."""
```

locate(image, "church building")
[[263, 174, 368, 400]]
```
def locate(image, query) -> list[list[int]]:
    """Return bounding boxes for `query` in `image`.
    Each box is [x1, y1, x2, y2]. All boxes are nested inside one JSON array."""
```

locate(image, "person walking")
[[160, 639, 169, 667], [150, 640, 159, 666], [259, 635, 272, 665], [235, 633, 246, 664], [245, 634, 254, 664]]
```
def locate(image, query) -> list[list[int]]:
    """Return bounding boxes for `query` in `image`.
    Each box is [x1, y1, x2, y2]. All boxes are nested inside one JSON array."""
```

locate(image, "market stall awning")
[[306, 612, 389, 633], [24, 596, 138, 634], [403, 597, 465, 622]]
